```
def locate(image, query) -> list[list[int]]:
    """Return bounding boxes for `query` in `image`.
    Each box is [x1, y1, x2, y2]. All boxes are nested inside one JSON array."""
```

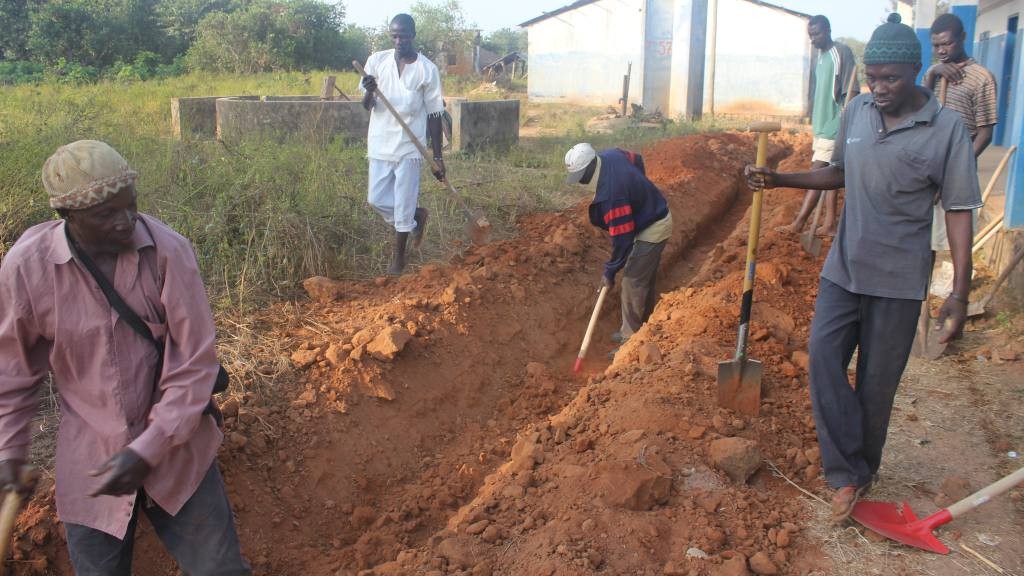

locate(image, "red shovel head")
[[851, 500, 954, 554]]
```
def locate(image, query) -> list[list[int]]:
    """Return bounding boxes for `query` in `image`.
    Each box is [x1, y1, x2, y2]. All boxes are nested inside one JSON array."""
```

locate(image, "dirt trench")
[[12, 131, 835, 576]]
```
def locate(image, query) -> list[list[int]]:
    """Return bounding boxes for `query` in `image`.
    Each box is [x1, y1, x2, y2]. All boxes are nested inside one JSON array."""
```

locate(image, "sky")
[[345, 0, 895, 42]]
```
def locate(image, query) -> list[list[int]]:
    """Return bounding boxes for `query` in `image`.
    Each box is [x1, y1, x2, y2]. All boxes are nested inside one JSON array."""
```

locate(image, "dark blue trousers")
[[808, 278, 921, 489], [64, 463, 251, 576]]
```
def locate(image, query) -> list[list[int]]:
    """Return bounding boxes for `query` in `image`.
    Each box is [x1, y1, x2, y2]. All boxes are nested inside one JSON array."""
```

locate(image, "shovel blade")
[[967, 301, 986, 317], [799, 232, 823, 256], [911, 308, 948, 360], [717, 358, 762, 415], [852, 501, 951, 554]]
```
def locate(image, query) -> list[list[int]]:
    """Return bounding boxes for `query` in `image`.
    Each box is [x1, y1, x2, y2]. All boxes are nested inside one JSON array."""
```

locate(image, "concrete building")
[[519, 0, 812, 120]]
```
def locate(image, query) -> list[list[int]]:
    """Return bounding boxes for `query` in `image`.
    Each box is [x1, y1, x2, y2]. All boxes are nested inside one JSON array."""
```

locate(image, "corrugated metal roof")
[[519, 0, 811, 28]]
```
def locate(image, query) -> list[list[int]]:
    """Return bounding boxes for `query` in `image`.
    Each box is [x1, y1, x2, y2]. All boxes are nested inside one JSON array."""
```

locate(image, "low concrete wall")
[[448, 99, 520, 152], [171, 96, 257, 140], [215, 97, 370, 145]]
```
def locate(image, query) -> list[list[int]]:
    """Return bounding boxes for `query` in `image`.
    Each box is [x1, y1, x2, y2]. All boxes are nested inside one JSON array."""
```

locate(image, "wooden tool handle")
[[973, 217, 1004, 254], [574, 285, 609, 372], [734, 132, 770, 359], [0, 490, 22, 567], [938, 76, 948, 105], [844, 65, 859, 107], [980, 245, 1024, 307], [947, 466, 1024, 519], [982, 146, 1017, 205]]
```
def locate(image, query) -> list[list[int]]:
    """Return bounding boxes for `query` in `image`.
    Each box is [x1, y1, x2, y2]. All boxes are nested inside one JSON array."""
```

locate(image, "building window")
[[448, 52, 458, 66]]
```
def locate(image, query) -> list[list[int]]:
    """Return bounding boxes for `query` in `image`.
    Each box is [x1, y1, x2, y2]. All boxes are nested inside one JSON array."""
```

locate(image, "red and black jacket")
[[587, 148, 669, 282]]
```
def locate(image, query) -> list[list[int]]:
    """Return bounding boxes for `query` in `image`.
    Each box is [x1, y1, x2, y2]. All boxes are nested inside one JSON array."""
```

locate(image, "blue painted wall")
[[953, 5, 978, 56], [976, 28, 1022, 147]]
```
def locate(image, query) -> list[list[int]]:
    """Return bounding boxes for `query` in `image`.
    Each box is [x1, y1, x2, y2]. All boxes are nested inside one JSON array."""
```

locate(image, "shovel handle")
[[734, 132, 769, 359], [575, 285, 609, 372], [981, 146, 1016, 205], [946, 466, 1024, 519], [0, 490, 22, 565]]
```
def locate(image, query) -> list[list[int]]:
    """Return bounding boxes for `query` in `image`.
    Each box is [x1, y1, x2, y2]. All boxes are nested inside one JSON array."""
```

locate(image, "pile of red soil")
[[11, 131, 833, 576]]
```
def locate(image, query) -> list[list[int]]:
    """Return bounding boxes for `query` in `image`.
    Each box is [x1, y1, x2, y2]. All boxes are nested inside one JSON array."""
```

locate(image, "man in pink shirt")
[[0, 141, 250, 574]]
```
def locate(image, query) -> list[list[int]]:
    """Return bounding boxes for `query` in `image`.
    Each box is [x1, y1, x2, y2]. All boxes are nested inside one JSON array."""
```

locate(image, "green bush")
[[0, 61, 44, 85]]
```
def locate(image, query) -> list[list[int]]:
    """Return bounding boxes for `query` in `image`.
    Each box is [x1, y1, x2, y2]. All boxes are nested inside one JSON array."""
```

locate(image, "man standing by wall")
[[924, 12, 998, 251], [781, 15, 858, 237], [746, 14, 980, 522], [361, 13, 446, 276], [0, 140, 250, 574]]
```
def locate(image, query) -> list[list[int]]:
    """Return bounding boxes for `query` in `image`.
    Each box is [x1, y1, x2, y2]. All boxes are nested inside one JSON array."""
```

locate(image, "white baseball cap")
[[564, 143, 597, 184]]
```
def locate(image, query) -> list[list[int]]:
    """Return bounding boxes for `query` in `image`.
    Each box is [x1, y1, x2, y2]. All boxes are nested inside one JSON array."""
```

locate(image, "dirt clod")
[[710, 437, 762, 483]]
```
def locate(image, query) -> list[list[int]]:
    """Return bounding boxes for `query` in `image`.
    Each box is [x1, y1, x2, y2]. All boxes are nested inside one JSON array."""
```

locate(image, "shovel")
[[353, 60, 492, 245], [852, 466, 1024, 554], [718, 121, 780, 415], [799, 193, 824, 256], [968, 245, 1024, 317], [574, 285, 609, 373]]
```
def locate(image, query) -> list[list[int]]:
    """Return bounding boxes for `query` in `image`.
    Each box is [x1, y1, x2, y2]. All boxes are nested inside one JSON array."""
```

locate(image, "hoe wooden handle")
[[574, 285, 609, 373]]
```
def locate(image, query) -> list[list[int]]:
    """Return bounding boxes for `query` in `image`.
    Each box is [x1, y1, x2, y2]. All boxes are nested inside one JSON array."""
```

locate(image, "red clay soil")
[[11, 131, 841, 576]]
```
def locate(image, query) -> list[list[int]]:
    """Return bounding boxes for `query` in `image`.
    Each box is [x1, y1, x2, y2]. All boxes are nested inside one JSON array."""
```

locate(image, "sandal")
[[830, 483, 871, 524]]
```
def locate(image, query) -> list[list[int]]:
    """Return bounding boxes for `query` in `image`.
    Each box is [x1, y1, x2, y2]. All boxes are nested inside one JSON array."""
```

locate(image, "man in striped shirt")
[[924, 13, 998, 251], [565, 144, 673, 346]]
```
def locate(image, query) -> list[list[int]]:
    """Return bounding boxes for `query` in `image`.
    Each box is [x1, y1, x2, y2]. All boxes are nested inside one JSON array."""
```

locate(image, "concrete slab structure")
[[448, 99, 520, 152], [215, 97, 369, 145], [171, 96, 258, 140]]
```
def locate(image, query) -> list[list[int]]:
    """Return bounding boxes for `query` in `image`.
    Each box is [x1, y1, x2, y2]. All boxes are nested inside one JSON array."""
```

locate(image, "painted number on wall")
[[646, 39, 672, 57]]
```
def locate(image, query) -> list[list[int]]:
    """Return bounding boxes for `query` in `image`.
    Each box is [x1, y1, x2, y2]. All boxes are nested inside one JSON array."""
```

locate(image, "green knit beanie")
[[863, 13, 921, 65]]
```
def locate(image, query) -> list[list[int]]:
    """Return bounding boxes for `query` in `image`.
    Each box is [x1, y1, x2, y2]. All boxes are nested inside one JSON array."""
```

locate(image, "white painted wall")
[[706, 0, 810, 115], [526, 0, 646, 106], [977, 0, 1022, 37]]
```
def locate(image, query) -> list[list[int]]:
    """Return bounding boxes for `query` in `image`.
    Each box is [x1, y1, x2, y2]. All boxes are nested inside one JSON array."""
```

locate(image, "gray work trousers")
[[620, 239, 667, 338], [64, 463, 251, 576], [808, 278, 920, 489]]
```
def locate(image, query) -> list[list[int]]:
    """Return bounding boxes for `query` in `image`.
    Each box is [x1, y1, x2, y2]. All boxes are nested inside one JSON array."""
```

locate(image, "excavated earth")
[[14, 131, 855, 575]]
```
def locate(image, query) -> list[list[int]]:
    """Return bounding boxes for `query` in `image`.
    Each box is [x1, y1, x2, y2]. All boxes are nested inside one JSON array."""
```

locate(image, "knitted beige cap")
[[42, 140, 138, 210]]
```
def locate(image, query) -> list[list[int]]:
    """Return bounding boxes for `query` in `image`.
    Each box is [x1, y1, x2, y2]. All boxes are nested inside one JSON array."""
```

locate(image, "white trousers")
[[368, 157, 422, 233]]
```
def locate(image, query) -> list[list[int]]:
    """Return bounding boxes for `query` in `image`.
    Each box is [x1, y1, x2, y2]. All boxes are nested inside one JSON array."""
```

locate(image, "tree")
[[482, 27, 526, 56], [409, 0, 469, 59], [0, 0, 39, 60], [185, 0, 363, 73]]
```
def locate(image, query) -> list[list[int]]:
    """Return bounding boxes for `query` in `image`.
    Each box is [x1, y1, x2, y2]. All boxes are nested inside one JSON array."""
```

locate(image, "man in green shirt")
[[780, 15, 858, 237]]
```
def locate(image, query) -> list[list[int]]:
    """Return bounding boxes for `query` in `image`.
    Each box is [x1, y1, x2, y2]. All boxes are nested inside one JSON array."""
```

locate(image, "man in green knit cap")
[[746, 13, 980, 522]]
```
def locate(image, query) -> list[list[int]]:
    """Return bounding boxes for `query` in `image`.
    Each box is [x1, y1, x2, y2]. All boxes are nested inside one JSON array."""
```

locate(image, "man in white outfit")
[[361, 13, 446, 275]]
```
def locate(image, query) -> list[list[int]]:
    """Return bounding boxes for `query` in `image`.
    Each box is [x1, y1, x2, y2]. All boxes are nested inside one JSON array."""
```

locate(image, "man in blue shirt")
[[746, 14, 979, 523], [565, 143, 673, 346]]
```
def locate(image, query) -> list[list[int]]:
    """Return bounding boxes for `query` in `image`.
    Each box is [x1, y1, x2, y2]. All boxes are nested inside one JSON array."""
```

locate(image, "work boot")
[[388, 231, 410, 276], [411, 207, 429, 250]]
